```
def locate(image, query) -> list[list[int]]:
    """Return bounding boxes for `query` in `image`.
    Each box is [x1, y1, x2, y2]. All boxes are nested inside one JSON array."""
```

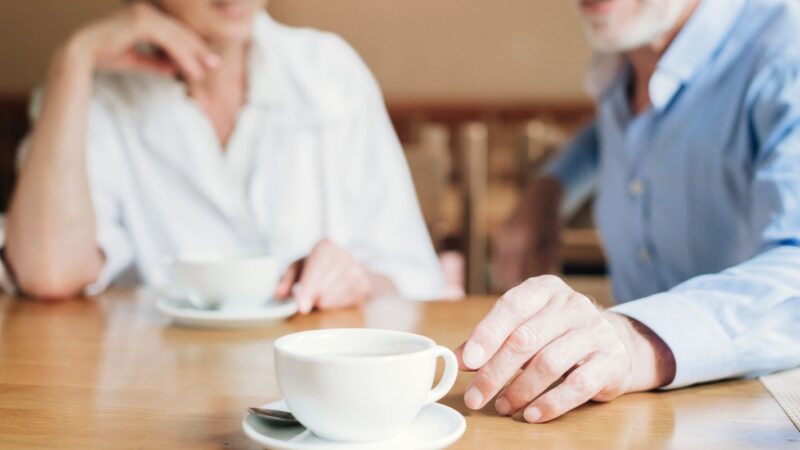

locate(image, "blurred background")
[[0, 1, 604, 294]]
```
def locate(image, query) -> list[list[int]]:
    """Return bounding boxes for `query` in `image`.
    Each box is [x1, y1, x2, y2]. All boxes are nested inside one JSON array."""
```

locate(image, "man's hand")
[[455, 275, 675, 423], [275, 239, 395, 314], [492, 176, 563, 292]]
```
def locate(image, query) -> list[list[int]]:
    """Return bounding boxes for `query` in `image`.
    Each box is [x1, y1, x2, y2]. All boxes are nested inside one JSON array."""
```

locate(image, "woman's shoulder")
[[255, 14, 381, 115]]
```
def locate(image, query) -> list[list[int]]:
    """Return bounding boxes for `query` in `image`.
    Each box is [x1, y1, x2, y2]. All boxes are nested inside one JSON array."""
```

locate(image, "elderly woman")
[[3, 0, 444, 312]]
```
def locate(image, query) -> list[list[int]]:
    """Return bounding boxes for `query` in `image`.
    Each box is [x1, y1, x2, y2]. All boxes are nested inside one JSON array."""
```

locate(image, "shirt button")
[[638, 248, 652, 263], [628, 178, 645, 197]]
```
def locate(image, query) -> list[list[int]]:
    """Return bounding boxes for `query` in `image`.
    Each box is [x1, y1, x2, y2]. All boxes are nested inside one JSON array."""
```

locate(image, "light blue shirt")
[[547, 0, 800, 388]]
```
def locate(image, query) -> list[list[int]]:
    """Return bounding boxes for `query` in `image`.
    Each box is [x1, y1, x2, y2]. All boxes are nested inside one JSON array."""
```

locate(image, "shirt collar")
[[586, 0, 747, 109], [247, 11, 291, 108]]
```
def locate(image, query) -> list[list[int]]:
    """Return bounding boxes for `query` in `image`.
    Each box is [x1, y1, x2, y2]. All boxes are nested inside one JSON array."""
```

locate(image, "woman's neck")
[[189, 41, 249, 100], [187, 41, 250, 149]]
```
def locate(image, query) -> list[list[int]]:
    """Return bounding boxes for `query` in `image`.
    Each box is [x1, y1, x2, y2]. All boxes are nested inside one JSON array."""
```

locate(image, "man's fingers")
[[522, 355, 610, 423], [453, 342, 473, 372], [463, 300, 575, 410], [495, 326, 597, 416], [461, 276, 567, 370]]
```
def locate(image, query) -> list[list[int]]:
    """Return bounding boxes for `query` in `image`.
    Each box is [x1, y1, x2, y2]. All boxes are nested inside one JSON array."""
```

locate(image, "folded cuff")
[[610, 293, 737, 389]]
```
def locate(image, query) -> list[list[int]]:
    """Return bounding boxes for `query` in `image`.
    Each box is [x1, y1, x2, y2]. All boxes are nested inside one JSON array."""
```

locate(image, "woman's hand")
[[455, 275, 675, 423], [65, 2, 218, 80], [275, 239, 395, 314]]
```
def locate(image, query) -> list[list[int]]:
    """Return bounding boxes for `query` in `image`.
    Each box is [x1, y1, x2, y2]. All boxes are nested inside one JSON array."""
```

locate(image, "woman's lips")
[[211, 0, 253, 19], [580, 0, 620, 15]]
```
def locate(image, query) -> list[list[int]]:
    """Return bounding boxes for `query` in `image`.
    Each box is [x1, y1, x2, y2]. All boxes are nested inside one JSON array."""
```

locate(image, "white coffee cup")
[[274, 328, 458, 442], [166, 253, 280, 310]]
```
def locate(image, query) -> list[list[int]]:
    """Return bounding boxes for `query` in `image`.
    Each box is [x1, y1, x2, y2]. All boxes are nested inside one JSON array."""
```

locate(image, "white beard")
[[578, 0, 695, 53]]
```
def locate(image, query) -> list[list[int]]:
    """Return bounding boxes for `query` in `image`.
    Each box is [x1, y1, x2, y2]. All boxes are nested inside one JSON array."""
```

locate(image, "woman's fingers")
[[140, 20, 208, 80], [296, 241, 337, 314], [275, 260, 301, 300], [318, 264, 371, 310]]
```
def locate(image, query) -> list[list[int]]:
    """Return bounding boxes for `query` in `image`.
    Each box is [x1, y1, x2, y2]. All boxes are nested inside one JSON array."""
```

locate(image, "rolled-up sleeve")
[[611, 61, 800, 389]]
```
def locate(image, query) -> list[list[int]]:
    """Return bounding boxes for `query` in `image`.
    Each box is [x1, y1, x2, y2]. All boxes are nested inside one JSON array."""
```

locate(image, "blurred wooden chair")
[[403, 122, 452, 251], [516, 118, 568, 187], [459, 122, 490, 295]]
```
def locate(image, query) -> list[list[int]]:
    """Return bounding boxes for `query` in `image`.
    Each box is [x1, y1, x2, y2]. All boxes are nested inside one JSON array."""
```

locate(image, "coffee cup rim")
[[274, 328, 438, 363], [170, 253, 277, 266]]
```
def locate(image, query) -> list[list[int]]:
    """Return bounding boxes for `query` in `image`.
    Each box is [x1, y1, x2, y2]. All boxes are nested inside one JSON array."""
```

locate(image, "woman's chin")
[[202, 25, 254, 48]]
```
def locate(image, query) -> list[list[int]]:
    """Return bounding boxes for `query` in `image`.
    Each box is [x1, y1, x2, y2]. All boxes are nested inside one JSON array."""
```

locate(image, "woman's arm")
[[5, 4, 217, 299]]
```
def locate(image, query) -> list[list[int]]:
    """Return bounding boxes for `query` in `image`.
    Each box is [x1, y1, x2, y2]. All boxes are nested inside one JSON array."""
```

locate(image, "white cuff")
[[610, 293, 738, 389]]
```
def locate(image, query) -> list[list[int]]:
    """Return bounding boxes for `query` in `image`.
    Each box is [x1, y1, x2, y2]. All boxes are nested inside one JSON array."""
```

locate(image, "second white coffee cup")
[[167, 253, 280, 310], [274, 328, 458, 442]]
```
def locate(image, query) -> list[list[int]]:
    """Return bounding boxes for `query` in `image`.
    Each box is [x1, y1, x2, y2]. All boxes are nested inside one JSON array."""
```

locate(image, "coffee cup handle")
[[425, 345, 459, 405]]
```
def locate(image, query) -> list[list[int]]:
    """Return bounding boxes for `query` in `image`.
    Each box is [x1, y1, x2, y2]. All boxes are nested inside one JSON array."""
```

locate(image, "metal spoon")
[[248, 406, 301, 425]]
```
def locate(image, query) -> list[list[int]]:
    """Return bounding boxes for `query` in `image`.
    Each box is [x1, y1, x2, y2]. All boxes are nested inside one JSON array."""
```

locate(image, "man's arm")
[[611, 61, 800, 387]]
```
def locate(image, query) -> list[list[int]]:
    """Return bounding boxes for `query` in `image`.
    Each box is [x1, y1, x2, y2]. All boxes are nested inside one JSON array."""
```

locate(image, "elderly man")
[[460, 0, 800, 423]]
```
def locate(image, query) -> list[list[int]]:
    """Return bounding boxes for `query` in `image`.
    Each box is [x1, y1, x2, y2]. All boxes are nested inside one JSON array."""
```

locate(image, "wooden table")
[[0, 277, 797, 449]]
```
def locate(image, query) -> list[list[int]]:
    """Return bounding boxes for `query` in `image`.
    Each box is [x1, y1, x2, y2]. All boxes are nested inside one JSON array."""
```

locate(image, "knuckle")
[[498, 290, 530, 317], [587, 315, 608, 332], [476, 367, 501, 391], [570, 372, 597, 396], [537, 350, 565, 376], [567, 292, 592, 307], [536, 274, 565, 288], [506, 324, 539, 355], [568, 292, 594, 311]]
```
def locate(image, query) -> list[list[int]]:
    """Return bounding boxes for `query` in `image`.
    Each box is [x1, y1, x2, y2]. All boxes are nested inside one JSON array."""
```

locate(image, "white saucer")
[[242, 400, 466, 450], [155, 296, 297, 329]]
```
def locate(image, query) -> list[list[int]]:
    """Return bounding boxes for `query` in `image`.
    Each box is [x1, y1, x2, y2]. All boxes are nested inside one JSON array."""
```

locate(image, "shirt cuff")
[[610, 293, 738, 389]]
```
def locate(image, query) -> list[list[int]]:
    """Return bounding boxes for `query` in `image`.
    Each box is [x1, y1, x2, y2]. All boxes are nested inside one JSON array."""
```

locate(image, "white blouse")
[[11, 12, 444, 300]]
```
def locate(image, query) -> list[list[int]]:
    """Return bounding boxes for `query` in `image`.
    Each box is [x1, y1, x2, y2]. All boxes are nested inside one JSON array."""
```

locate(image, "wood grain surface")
[[0, 277, 797, 449]]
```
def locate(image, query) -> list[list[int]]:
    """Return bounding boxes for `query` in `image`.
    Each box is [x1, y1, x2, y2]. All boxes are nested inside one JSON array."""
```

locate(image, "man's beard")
[[577, 0, 694, 54]]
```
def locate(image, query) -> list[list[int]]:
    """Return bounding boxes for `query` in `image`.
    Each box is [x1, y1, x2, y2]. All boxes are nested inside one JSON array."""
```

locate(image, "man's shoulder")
[[739, 0, 800, 68]]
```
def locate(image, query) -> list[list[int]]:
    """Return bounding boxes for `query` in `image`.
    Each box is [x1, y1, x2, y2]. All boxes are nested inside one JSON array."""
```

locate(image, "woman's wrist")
[[51, 30, 97, 81]]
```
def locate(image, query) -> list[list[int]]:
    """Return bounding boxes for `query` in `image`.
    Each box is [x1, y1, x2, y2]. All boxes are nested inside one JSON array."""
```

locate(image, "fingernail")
[[524, 407, 542, 423], [205, 54, 221, 68], [463, 342, 485, 369], [495, 397, 510, 416], [464, 387, 483, 409]]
